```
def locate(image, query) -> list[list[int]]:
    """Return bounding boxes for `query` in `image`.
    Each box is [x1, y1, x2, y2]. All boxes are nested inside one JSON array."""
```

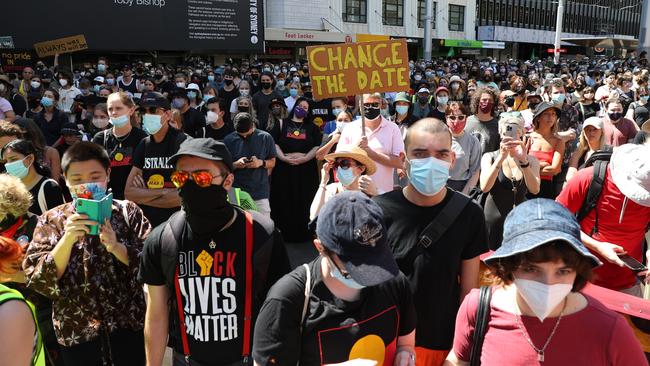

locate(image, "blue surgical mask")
[[407, 156, 450, 196], [93, 85, 101, 93], [143, 114, 163, 135], [437, 96, 449, 105], [207, 75, 215, 82], [5, 157, 30, 179], [97, 64, 106, 72], [551, 93, 566, 105], [110, 114, 129, 128], [336, 166, 358, 187], [41, 96, 54, 108], [203, 94, 213, 103], [172, 98, 186, 109], [395, 105, 409, 115], [332, 108, 343, 117], [327, 257, 365, 289], [289, 88, 298, 97], [187, 91, 197, 100], [641, 95, 649, 103]]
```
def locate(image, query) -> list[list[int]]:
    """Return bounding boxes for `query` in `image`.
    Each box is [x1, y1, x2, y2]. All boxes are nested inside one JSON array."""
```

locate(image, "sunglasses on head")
[[447, 115, 466, 121], [332, 159, 358, 169], [171, 170, 224, 188]]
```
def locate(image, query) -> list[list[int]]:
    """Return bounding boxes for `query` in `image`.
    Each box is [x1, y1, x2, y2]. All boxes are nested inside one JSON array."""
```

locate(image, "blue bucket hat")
[[484, 199, 601, 267], [316, 191, 399, 287]]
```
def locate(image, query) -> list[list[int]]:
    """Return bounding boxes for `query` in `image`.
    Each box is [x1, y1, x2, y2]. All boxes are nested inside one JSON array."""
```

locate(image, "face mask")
[[395, 105, 409, 115], [224, 79, 234, 86], [110, 114, 130, 128], [437, 96, 449, 105], [294, 106, 308, 119], [5, 158, 30, 179], [207, 75, 215, 82], [483, 75, 493, 82], [336, 121, 348, 133], [414, 74, 423, 81], [143, 114, 163, 135], [176, 82, 186, 88], [332, 108, 343, 118], [69, 181, 108, 201], [608, 112, 622, 121], [106, 78, 115, 86], [235, 118, 252, 133], [92, 118, 109, 129], [289, 88, 298, 97], [276, 80, 285, 88], [41, 96, 54, 108], [179, 180, 233, 234], [327, 257, 365, 289], [271, 106, 282, 117], [479, 101, 493, 113], [92, 85, 101, 93], [206, 111, 219, 124], [187, 91, 197, 100], [240, 89, 250, 97], [418, 95, 429, 104], [514, 278, 572, 322], [292, 76, 300, 83], [30, 81, 41, 89], [551, 93, 566, 105], [250, 74, 259, 81], [641, 95, 650, 103], [304, 92, 313, 99], [363, 105, 381, 120], [336, 166, 358, 187], [407, 156, 450, 196], [450, 83, 460, 91], [237, 105, 249, 113], [172, 98, 186, 109], [425, 71, 434, 78], [261, 82, 272, 90], [448, 120, 467, 135], [59, 79, 68, 87], [263, 68, 271, 73], [97, 64, 106, 72], [203, 94, 214, 103]]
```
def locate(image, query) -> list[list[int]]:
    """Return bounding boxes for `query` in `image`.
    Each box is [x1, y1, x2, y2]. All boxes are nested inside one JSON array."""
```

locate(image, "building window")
[[449, 4, 465, 31], [417, 0, 436, 29], [383, 0, 403, 26], [343, 0, 367, 23]]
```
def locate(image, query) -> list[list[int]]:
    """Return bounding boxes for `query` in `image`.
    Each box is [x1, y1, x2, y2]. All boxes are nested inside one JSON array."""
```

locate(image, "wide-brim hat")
[[610, 144, 650, 207], [532, 101, 561, 122], [325, 146, 377, 175]]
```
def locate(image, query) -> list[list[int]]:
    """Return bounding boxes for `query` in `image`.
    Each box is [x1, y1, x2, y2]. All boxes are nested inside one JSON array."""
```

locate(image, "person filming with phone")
[[23, 142, 152, 365]]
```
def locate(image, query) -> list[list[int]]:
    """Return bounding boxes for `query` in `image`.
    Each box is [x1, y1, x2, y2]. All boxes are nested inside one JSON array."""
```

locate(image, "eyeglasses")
[[447, 115, 466, 121], [326, 255, 351, 279], [332, 159, 358, 170], [363, 102, 380, 108], [171, 170, 224, 188]]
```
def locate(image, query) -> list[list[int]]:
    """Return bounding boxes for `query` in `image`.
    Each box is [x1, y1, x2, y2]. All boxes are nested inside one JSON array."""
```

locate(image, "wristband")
[[519, 161, 530, 168]]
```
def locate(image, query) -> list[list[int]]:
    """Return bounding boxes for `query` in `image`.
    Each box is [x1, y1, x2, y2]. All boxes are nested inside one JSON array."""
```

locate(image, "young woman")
[[232, 95, 255, 121], [1, 139, 64, 216], [34, 88, 69, 146], [88, 102, 110, 137], [229, 80, 251, 117], [528, 102, 565, 199], [392, 92, 416, 136], [14, 117, 62, 182], [315, 110, 353, 161], [445, 199, 645, 366], [625, 84, 649, 128], [574, 86, 601, 121], [284, 80, 301, 112], [266, 97, 288, 132], [446, 102, 482, 195]]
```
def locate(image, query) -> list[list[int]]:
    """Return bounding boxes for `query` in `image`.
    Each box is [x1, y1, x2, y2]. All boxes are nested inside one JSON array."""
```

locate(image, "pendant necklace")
[[514, 298, 567, 362]]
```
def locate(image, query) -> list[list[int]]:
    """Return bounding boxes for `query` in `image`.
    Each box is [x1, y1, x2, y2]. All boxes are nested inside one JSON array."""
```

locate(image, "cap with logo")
[[169, 138, 234, 172]]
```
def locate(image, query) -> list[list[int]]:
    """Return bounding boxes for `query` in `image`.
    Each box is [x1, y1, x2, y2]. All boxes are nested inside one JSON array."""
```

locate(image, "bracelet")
[[519, 161, 530, 168]]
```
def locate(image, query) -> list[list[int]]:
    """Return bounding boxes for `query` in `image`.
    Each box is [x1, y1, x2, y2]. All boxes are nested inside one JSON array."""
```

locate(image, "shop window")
[[343, 0, 367, 23], [449, 4, 465, 31], [383, 0, 404, 26]]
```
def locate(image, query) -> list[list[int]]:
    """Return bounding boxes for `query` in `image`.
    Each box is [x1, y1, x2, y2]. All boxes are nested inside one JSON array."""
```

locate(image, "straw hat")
[[325, 146, 377, 175]]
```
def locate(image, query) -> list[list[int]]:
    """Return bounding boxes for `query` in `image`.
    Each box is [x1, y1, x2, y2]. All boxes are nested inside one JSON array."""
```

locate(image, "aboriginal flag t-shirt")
[[253, 258, 416, 366]]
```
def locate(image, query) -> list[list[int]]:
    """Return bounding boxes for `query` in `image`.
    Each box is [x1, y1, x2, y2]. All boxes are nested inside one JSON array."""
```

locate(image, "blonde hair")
[[107, 91, 136, 109], [498, 115, 525, 136], [0, 174, 32, 222], [577, 126, 605, 153]]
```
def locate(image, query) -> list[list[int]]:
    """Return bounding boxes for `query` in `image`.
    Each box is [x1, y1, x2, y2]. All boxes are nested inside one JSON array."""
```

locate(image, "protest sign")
[[307, 39, 410, 99], [34, 35, 88, 58]]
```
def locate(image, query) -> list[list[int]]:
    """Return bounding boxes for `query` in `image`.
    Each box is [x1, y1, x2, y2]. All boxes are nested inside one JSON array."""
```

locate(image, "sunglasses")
[[363, 102, 380, 108], [332, 159, 358, 169], [447, 115, 466, 121], [171, 170, 224, 188], [326, 254, 351, 279]]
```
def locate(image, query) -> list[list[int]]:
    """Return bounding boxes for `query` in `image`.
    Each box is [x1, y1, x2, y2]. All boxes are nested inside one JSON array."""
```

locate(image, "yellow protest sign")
[[306, 39, 410, 99], [34, 35, 88, 58]]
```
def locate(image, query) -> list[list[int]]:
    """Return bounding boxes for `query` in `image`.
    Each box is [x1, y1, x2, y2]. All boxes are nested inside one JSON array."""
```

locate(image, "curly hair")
[[0, 174, 32, 223], [0, 237, 23, 274], [469, 87, 498, 115], [0, 120, 23, 139]]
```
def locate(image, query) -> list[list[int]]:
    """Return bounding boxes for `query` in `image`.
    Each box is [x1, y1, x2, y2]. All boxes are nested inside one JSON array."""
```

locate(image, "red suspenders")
[[174, 211, 254, 365]]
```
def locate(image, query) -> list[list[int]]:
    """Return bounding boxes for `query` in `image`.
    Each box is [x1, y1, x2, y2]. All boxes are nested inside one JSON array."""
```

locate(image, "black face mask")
[[235, 119, 253, 133], [224, 79, 234, 86], [250, 74, 259, 81], [261, 82, 272, 90], [271, 106, 282, 116], [304, 92, 313, 99], [504, 96, 516, 107], [238, 105, 249, 113], [179, 180, 233, 234], [363, 106, 381, 120], [28, 99, 41, 109], [483, 74, 493, 82]]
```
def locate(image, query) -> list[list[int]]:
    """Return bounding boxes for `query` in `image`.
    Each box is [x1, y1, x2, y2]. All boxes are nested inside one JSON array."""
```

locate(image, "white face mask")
[[514, 278, 572, 322], [59, 79, 69, 87], [206, 111, 219, 124]]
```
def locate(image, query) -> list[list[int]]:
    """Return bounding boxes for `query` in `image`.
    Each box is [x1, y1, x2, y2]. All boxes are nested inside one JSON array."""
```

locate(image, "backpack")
[[576, 146, 613, 234]]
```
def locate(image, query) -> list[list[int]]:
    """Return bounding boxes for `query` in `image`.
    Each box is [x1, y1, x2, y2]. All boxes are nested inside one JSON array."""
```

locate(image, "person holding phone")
[[23, 142, 152, 366]]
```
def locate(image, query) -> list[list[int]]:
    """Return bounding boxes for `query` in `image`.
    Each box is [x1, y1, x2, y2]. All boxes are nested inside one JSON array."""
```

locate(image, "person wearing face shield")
[[125, 92, 188, 227], [374, 118, 487, 366], [253, 191, 416, 366], [445, 199, 645, 366]]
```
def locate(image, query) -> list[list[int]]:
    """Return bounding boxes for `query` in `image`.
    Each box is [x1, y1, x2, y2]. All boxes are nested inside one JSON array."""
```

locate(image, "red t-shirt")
[[557, 166, 650, 290], [602, 117, 638, 147], [452, 288, 646, 365]]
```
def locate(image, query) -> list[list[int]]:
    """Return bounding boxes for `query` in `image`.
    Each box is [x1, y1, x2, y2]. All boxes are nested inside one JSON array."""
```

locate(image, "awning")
[[561, 36, 639, 49]]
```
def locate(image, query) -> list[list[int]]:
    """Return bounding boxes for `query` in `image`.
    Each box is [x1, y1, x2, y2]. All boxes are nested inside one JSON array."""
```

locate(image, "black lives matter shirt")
[[132, 128, 187, 227], [93, 127, 148, 200], [253, 259, 416, 366], [373, 189, 487, 350], [139, 210, 291, 366]]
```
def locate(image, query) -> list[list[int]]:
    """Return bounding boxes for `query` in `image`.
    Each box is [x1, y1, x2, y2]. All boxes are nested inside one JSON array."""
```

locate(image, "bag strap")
[[37, 178, 59, 214], [576, 161, 608, 233], [417, 191, 470, 248], [300, 263, 312, 333], [469, 286, 492, 366]]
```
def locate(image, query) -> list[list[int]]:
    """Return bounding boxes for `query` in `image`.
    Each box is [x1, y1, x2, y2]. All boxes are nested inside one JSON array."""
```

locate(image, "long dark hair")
[[13, 118, 47, 157], [2, 139, 51, 177], [287, 96, 313, 123]]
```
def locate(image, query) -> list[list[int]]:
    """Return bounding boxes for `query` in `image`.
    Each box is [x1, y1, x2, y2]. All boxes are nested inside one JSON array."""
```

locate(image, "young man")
[[224, 113, 276, 217], [251, 72, 282, 131], [139, 138, 289, 366], [339, 93, 404, 194], [602, 98, 639, 146], [170, 87, 205, 137], [218, 69, 239, 126], [374, 118, 487, 365], [125, 92, 187, 227], [201, 97, 234, 141], [465, 87, 500, 155]]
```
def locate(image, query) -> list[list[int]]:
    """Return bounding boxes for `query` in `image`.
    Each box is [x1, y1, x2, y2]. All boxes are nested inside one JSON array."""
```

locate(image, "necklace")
[[514, 298, 567, 362], [113, 129, 132, 148]]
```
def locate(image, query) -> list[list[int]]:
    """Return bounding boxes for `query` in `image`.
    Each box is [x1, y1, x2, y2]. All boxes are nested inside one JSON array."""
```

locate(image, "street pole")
[[553, 0, 565, 64], [640, 0, 650, 55], [423, 0, 433, 61]]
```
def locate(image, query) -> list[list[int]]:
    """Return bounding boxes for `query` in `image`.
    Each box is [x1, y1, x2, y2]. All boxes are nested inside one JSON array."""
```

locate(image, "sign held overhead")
[[306, 39, 410, 99], [34, 35, 88, 58]]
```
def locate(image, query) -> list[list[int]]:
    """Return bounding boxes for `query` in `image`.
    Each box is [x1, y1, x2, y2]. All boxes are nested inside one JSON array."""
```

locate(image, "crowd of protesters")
[[0, 50, 649, 366]]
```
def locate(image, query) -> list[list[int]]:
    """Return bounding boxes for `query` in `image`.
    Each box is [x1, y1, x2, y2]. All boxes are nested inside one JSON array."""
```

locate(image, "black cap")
[[61, 122, 82, 136], [316, 191, 399, 287], [169, 138, 233, 172], [269, 97, 286, 110], [122, 64, 132, 71], [140, 92, 171, 110], [532, 101, 561, 122]]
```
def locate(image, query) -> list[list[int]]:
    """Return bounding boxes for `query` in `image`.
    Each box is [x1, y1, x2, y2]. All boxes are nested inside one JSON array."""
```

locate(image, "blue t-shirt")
[[223, 129, 277, 200], [323, 120, 337, 135]]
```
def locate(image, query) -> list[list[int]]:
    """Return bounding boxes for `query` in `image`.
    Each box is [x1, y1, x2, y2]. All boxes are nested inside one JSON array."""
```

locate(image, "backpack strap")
[[576, 161, 608, 235], [37, 179, 60, 214], [0, 286, 45, 366], [469, 286, 492, 366], [300, 263, 312, 334], [417, 191, 471, 248]]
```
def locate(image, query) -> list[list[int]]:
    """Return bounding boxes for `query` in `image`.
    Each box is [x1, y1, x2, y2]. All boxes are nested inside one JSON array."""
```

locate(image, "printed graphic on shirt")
[[110, 146, 133, 167], [287, 128, 306, 140], [177, 248, 241, 343], [317, 306, 399, 366]]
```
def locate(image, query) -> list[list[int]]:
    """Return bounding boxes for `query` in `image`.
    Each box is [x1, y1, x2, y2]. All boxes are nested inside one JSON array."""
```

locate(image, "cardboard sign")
[[307, 39, 410, 99], [1, 51, 35, 72], [34, 35, 88, 58]]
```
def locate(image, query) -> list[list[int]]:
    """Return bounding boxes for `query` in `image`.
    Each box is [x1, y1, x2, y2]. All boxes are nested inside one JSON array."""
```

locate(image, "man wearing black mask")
[[248, 65, 261, 94], [139, 138, 290, 366], [224, 113, 276, 217], [252, 72, 281, 130]]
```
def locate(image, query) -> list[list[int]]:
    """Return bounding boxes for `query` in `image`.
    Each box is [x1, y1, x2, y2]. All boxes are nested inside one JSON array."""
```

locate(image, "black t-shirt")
[[430, 108, 446, 122], [629, 102, 650, 128], [92, 127, 148, 200], [132, 127, 187, 227], [139, 210, 290, 366], [373, 189, 487, 350], [253, 259, 416, 366], [575, 101, 600, 121], [28, 177, 64, 216], [201, 122, 234, 141], [252, 90, 282, 131], [218, 87, 239, 126], [35, 109, 69, 146], [310, 98, 333, 131], [182, 107, 206, 138]]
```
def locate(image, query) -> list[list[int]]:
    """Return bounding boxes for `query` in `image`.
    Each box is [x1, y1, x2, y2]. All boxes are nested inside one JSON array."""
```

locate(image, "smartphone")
[[505, 125, 518, 140], [618, 254, 647, 272]]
